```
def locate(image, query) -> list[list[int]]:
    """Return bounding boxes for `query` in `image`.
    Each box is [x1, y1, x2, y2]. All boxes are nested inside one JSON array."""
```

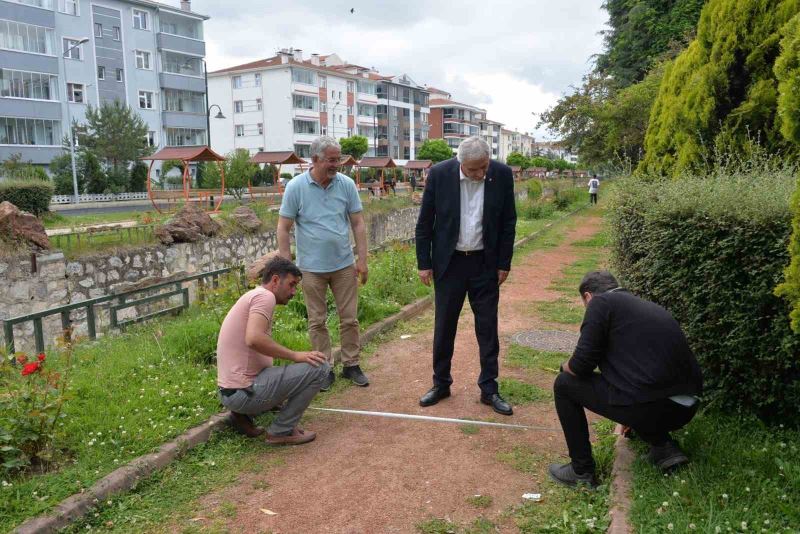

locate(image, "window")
[[256, 98, 262, 111], [338, 91, 342, 100], [357, 80, 377, 95], [235, 125, 244, 137], [58, 0, 78, 15], [232, 76, 242, 89], [138, 90, 153, 109], [146, 131, 156, 147], [165, 127, 206, 146], [162, 51, 201, 76], [338, 114, 343, 124], [293, 119, 318, 135], [257, 123, 263, 135], [294, 144, 311, 158], [319, 76, 326, 88], [291, 68, 315, 85], [0, 117, 60, 145], [66, 82, 83, 103], [254, 73, 261, 87], [135, 50, 151, 70], [162, 89, 204, 113], [347, 106, 353, 116], [321, 126, 327, 135], [97, 65, 105, 79], [233, 100, 243, 113], [94, 23, 103, 38], [115, 68, 123, 82], [0, 69, 58, 101], [330, 89, 334, 99], [13, 0, 54, 7], [320, 101, 326, 112], [113, 26, 121, 41], [292, 94, 317, 111], [132, 9, 149, 30], [357, 103, 376, 117], [62, 38, 82, 60], [347, 128, 353, 137], [347, 81, 354, 93]]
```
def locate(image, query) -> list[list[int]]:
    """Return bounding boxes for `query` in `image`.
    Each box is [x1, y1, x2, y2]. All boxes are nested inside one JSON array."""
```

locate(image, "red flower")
[[37, 353, 46, 362], [21, 362, 41, 376]]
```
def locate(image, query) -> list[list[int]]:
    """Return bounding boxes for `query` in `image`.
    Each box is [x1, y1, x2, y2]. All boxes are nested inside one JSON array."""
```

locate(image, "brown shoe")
[[228, 412, 265, 438], [265, 427, 317, 446]]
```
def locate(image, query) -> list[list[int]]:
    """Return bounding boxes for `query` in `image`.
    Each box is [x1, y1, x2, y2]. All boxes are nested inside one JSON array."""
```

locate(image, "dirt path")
[[184, 215, 604, 534]]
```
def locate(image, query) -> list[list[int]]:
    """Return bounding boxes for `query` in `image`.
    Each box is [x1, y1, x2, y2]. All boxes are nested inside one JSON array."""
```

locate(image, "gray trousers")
[[219, 362, 330, 435]]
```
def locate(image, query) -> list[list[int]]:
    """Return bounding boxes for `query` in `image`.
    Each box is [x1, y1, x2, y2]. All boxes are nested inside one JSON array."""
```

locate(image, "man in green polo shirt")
[[277, 136, 370, 391]]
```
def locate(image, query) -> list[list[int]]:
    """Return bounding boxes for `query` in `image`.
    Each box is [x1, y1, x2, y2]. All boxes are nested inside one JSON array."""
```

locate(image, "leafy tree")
[[340, 135, 369, 160], [198, 161, 222, 189], [49, 153, 83, 195], [529, 156, 554, 170], [224, 149, 258, 199], [129, 161, 148, 192], [417, 139, 454, 162], [506, 152, 529, 168], [640, 0, 800, 175], [597, 0, 706, 87], [0, 153, 48, 181], [82, 151, 108, 194], [77, 101, 150, 171], [105, 166, 129, 194]]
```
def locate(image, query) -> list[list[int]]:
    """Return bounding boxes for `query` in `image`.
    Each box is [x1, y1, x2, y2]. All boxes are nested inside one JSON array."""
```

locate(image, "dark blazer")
[[415, 158, 517, 280]]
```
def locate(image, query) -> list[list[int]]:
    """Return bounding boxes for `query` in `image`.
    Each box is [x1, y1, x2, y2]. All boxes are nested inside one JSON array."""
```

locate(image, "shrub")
[[609, 168, 800, 424], [776, 175, 800, 332], [526, 179, 543, 200], [0, 179, 54, 215], [554, 188, 580, 210], [161, 316, 221, 365], [516, 198, 555, 220]]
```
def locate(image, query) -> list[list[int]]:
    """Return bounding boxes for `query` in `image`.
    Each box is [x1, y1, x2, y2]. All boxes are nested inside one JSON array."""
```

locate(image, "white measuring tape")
[[308, 407, 561, 431]]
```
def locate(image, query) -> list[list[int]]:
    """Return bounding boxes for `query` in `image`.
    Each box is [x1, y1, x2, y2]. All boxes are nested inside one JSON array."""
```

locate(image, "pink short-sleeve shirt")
[[216, 286, 276, 389]]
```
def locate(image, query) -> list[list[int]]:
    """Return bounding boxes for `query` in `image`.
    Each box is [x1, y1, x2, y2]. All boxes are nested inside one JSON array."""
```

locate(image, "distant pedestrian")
[[410, 173, 417, 192], [588, 175, 600, 204]]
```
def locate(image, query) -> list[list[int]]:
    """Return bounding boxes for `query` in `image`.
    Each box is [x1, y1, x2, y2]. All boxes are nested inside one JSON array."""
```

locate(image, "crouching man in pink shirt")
[[217, 256, 329, 445]]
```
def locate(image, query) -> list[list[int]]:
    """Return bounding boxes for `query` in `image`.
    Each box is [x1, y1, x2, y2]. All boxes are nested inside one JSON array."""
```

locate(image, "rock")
[[155, 204, 220, 245], [247, 250, 281, 282], [231, 206, 263, 232], [0, 201, 50, 251]]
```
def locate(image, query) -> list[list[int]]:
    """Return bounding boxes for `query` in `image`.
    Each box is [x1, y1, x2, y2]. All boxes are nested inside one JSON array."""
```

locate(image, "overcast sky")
[[194, 0, 608, 139]]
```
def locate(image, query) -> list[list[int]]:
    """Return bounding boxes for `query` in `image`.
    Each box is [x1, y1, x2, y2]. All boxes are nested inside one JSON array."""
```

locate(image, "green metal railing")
[[2, 265, 245, 354]]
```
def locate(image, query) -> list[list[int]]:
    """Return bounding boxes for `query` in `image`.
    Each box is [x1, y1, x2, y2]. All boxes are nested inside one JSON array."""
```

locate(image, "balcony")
[[157, 33, 205, 57], [161, 111, 205, 129], [159, 72, 205, 92]]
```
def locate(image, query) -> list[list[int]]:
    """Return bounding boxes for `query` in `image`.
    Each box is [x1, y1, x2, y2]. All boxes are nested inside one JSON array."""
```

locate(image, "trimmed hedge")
[[609, 171, 800, 425], [0, 179, 54, 216], [776, 174, 800, 332]]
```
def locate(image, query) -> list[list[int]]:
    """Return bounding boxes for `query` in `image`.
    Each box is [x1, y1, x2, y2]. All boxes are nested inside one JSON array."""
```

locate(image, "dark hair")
[[262, 256, 302, 284], [578, 271, 619, 295]]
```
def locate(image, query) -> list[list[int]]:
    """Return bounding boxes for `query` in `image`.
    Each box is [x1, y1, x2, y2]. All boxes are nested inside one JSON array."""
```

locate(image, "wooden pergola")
[[356, 157, 397, 194], [403, 160, 432, 190], [248, 151, 305, 200], [141, 146, 225, 214]]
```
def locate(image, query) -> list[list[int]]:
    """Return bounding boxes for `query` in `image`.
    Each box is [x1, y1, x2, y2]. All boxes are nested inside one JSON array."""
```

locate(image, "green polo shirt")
[[279, 171, 363, 273]]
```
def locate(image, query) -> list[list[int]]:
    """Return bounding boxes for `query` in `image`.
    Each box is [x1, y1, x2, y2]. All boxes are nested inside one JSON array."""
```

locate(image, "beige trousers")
[[301, 265, 360, 367]]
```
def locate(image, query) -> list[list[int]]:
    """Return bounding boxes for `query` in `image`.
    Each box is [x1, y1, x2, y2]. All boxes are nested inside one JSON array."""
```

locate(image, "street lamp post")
[[201, 59, 225, 148], [62, 37, 89, 204], [331, 101, 341, 140]]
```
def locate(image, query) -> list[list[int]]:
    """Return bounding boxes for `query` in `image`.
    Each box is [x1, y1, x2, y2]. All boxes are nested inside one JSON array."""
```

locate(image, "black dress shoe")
[[480, 393, 513, 415], [548, 463, 598, 489], [419, 386, 451, 407]]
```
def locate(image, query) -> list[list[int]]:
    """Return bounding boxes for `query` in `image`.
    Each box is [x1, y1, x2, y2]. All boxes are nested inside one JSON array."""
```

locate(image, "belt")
[[218, 387, 239, 397], [454, 249, 484, 256]]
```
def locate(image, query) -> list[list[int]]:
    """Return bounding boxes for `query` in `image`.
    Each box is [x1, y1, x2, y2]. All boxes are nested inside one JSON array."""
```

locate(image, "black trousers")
[[553, 372, 698, 474], [590, 193, 598, 204], [432, 252, 500, 395]]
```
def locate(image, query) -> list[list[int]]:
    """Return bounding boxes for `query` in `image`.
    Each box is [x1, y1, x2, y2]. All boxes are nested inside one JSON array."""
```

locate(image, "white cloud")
[[193, 0, 608, 138]]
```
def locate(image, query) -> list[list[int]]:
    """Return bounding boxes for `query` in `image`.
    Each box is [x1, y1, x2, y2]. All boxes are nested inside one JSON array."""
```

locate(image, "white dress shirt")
[[456, 167, 485, 251]]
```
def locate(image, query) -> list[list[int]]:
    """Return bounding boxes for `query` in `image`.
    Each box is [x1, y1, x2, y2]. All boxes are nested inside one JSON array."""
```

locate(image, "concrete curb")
[[607, 424, 635, 534], [13, 204, 588, 533]]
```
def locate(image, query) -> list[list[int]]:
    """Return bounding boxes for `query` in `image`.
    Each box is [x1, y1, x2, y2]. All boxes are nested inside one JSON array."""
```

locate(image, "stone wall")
[[1, 206, 420, 352]]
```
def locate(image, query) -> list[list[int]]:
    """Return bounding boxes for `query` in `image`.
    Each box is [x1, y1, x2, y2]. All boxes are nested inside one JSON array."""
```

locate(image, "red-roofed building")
[[208, 48, 431, 164]]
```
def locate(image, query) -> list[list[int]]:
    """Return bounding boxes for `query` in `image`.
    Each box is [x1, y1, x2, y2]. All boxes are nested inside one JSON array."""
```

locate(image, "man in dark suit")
[[415, 136, 517, 415]]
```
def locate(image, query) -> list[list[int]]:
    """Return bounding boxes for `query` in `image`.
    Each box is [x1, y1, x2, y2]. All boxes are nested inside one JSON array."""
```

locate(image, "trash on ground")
[[522, 493, 542, 501]]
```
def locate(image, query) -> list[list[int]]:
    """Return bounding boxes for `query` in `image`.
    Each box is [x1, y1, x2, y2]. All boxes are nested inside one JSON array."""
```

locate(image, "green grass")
[[460, 424, 480, 435], [535, 299, 586, 325], [572, 229, 610, 248], [511, 420, 617, 533], [498, 378, 552, 404], [416, 516, 498, 534], [496, 445, 547, 475], [43, 210, 168, 229], [0, 245, 432, 531], [506, 345, 567, 375], [629, 411, 800, 533], [466, 494, 493, 508], [547, 252, 605, 295]]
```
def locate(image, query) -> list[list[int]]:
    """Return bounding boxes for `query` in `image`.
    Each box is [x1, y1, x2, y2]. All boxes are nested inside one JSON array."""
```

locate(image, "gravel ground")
[[511, 330, 580, 353]]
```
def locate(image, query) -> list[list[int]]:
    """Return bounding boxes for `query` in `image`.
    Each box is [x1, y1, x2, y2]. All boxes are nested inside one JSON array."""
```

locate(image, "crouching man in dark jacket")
[[549, 271, 702, 488]]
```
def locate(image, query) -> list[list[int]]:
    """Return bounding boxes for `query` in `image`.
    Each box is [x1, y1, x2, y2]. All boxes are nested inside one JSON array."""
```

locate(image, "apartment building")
[[207, 49, 431, 163], [500, 128, 535, 159], [428, 97, 484, 152], [479, 117, 503, 160], [0, 0, 209, 167]]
